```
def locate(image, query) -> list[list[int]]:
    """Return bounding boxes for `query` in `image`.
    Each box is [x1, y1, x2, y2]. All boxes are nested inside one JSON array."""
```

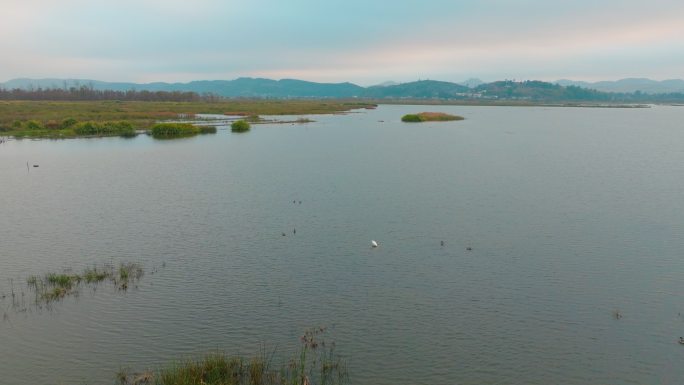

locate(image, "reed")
[[25, 262, 144, 304], [117, 327, 348, 385]]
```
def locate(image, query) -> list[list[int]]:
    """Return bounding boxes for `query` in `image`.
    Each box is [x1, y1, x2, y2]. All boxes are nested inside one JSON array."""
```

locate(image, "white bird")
[[371, 240, 379, 248]]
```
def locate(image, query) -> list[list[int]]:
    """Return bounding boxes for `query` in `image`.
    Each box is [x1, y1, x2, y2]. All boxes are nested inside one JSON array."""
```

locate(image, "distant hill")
[[474, 80, 608, 101], [362, 80, 470, 98], [556, 78, 684, 94], [372, 81, 400, 87], [0, 77, 365, 98], [459, 78, 484, 88], [3, 77, 684, 102]]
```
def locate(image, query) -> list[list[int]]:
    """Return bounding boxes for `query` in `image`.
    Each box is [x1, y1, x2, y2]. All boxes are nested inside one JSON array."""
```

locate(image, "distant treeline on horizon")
[[0, 86, 212, 102], [2, 80, 684, 103]]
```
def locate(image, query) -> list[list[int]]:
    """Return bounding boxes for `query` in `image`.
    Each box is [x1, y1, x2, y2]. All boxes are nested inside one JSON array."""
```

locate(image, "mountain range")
[[2, 77, 684, 100], [555, 78, 684, 94]]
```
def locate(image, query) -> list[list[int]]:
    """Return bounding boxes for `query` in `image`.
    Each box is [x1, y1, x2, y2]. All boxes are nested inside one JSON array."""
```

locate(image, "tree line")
[[0, 85, 223, 102]]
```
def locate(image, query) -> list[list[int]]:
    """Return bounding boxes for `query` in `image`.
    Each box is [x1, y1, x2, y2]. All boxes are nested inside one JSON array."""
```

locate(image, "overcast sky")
[[2, 0, 683, 85]]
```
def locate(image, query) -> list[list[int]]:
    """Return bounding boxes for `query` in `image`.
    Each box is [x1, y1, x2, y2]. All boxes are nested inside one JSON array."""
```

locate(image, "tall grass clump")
[[26, 120, 44, 130], [119, 327, 348, 385], [73, 121, 136, 137], [231, 120, 251, 133], [61, 117, 78, 128], [150, 123, 203, 138]]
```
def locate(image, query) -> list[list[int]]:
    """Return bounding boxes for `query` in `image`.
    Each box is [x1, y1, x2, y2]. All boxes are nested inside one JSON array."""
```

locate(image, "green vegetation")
[[0, 100, 376, 138], [5, 118, 137, 138], [231, 120, 251, 132], [73, 121, 135, 137], [150, 123, 210, 138], [118, 327, 348, 385], [26, 262, 144, 303], [401, 114, 422, 122], [401, 112, 464, 122]]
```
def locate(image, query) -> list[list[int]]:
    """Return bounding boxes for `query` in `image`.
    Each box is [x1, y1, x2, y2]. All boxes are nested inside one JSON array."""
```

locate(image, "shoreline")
[[0, 99, 662, 139]]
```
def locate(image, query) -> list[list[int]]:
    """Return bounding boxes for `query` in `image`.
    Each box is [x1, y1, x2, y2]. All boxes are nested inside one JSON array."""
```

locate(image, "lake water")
[[1, 105, 684, 385]]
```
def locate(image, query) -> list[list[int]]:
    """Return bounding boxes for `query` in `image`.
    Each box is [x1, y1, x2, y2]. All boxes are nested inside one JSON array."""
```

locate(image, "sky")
[[1, 0, 683, 85]]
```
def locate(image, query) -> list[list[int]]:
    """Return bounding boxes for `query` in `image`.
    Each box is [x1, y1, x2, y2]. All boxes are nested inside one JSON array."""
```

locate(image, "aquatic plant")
[[231, 120, 251, 132], [25, 262, 145, 304]]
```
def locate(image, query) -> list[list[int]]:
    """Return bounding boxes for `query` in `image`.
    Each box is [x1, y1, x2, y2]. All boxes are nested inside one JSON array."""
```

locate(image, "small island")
[[401, 112, 464, 122], [231, 119, 251, 132]]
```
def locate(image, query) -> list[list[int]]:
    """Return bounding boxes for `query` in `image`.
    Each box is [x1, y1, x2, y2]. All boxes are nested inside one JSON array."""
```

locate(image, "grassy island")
[[401, 112, 464, 122], [150, 123, 216, 138], [231, 119, 251, 132]]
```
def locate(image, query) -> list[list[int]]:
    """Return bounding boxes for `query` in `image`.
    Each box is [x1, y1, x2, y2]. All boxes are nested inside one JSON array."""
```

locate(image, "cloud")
[[1, 0, 683, 82]]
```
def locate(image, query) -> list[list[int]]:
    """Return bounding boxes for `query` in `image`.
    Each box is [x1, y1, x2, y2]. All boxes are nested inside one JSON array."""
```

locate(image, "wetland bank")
[[0, 99, 376, 138], [2, 104, 684, 385]]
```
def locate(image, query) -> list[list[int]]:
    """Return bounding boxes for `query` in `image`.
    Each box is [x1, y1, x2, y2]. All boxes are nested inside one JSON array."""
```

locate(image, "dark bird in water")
[[440, 241, 445, 246], [299, 201, 302, 204], [466, 247, 472, 251], [293, 200, 296, 204], [679, 337, 684, 345], [293, 228, 296, 234], [282, 232, 286, 236]]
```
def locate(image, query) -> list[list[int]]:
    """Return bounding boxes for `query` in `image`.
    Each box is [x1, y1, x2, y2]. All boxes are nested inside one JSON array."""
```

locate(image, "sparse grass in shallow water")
[[25, 262, 144, 304]]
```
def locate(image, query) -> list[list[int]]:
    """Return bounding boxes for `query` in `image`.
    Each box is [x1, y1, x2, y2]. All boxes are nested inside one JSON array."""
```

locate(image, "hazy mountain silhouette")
[[556, 78, 684, 94], [3, 77, 684, 101]]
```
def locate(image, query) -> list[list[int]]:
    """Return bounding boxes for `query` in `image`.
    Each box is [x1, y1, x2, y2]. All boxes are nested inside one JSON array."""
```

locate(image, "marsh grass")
[[231, 120, 251, 132], [26, 262, 144, 304], [402, 112, 464, 122], [150, 123, 215, 138], [117, 327, 348, 385], [73, 121, 136, 137], [0, 100, 375, 138]]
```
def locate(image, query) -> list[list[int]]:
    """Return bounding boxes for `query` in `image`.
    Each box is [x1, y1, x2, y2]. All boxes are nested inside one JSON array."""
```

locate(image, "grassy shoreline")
[[0, 100, 376, 138], [0, 98, 653, 139]]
